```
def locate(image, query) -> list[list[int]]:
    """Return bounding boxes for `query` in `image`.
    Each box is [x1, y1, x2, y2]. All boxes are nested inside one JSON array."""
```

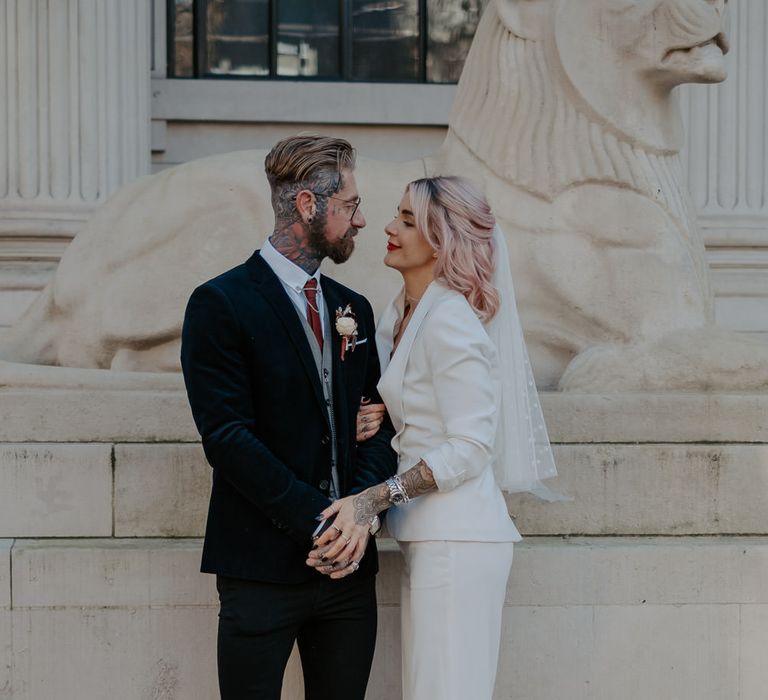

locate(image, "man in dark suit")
[[181, 135, 397, 699]]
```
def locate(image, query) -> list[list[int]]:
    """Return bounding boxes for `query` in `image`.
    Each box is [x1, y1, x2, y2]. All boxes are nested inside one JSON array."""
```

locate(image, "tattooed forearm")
[[353, 483, 390, 525], [399, 460, 437, 499]]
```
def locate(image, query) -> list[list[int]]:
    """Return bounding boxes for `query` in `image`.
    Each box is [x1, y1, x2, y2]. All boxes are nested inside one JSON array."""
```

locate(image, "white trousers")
[[399, 540, 515, 700]]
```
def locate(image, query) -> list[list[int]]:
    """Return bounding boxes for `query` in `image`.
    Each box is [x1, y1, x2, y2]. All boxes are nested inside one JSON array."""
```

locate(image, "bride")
[[308, 176, 559, 700]]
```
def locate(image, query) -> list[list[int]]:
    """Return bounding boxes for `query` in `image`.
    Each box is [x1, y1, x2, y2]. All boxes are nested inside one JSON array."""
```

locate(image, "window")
[[168, 0, 489, 83]]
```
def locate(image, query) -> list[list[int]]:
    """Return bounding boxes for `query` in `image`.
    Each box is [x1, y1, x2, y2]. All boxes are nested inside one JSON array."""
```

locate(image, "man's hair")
[[264, 135, 356, 192]]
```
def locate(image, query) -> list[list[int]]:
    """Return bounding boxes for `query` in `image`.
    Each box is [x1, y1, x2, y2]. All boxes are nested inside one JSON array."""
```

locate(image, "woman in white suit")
[[308, 176, 559, 700]]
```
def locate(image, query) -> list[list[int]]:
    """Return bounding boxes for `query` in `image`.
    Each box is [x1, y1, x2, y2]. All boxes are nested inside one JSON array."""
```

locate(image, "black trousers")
[[216, 573, 378, 700]]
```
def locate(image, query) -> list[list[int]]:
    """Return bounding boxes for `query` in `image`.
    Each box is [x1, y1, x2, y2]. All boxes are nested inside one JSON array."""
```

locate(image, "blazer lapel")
[[377, 281, 447, 441], [375, 288, 402, 375], [246, 253, 328, 421]]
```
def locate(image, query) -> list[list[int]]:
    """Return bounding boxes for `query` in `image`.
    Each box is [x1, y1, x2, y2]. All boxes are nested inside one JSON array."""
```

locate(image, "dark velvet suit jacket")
[[181, 251, 397, 583]]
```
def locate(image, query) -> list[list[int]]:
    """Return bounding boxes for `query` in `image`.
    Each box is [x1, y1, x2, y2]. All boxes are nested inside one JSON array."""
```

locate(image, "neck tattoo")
[[270, 224, 321, 275]]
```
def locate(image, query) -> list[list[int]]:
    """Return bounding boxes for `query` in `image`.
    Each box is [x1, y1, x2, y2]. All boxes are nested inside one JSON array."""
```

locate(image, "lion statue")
[[1, 0, 767, 391]]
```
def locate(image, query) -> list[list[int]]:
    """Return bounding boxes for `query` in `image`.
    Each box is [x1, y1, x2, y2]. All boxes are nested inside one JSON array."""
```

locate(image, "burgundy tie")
[[303, 279, 323, 351]]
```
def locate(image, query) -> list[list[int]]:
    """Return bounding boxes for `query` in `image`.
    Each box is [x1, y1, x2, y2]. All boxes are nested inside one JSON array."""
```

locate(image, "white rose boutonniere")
[[335, 304, 358, 361]]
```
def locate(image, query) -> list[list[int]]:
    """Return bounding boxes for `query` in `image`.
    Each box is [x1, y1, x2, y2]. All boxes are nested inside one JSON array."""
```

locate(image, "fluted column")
[[0, 0, 151, 243], [679, 0, 768, 338], [680, 0, 768, 246]]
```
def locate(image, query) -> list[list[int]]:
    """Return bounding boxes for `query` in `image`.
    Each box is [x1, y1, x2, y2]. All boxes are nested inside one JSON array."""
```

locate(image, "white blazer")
[[376, 281, 521, 543]]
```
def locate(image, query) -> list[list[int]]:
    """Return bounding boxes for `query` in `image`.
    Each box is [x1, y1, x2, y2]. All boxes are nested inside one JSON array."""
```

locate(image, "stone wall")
[[2, 389, 767, 698]]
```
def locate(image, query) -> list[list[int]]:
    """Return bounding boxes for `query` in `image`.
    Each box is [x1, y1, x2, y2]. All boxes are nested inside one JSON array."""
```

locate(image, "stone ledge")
[[0, 388, 197, 443], [0, 388, 766, 443], [543, 391, 768, 443], [12, 536, 768, 609]]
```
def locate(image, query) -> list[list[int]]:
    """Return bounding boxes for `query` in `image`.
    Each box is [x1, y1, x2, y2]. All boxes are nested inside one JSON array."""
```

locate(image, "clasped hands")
[[305, 400, 386, 578], [305, 495, 371, 579]]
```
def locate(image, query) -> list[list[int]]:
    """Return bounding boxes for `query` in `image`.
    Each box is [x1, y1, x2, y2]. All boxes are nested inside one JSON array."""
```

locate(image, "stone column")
[[0, 0, 151, 324], [680, 0, 768, 338]]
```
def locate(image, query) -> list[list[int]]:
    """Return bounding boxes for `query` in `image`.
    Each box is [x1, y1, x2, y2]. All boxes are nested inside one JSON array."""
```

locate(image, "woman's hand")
[[306, 484, 391, 579], [356, 400, 386, 442]]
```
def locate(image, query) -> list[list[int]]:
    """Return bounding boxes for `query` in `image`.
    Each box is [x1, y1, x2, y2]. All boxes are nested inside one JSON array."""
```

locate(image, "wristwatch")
[[385, 475, 410, 507], [368, 515, 381, 536]]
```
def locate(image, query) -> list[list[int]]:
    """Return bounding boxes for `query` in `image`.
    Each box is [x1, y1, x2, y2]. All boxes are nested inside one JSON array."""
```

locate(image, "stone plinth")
[[1, 389, 767, 699]]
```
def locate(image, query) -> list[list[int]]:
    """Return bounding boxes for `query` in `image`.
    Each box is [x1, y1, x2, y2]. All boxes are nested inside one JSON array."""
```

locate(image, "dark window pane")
[[207, 0, 270, 76], [277, 1, 340, 78], [172, 0, 194, 77], [351, 0, 420, 82], [426, 0, 488, 83]]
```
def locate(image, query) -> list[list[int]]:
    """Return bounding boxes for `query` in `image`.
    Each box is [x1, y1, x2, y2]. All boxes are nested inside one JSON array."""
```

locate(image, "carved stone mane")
[[450, 3, 694, 228]]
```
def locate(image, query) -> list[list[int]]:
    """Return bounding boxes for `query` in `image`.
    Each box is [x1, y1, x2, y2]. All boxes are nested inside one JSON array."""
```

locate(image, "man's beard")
[[308, 215, 356, 264]]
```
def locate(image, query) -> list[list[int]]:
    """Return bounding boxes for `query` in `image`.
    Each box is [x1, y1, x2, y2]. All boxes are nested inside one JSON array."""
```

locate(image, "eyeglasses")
[[305, 190, 362, 221]]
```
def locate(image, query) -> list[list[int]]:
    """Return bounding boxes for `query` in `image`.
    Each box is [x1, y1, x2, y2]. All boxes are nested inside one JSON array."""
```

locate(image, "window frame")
[[166, 0, 449, 84]]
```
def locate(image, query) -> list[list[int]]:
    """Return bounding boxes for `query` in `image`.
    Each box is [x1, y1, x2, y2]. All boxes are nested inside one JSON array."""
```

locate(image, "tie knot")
[[304, 279, 318, 292]]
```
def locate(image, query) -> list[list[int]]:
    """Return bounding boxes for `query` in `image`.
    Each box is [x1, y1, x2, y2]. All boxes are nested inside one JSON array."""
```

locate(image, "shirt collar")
[[260, 238, 322, 295]]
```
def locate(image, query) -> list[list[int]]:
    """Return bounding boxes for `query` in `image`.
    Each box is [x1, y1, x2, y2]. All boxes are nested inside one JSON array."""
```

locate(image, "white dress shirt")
[[260, 238, 326, 339]]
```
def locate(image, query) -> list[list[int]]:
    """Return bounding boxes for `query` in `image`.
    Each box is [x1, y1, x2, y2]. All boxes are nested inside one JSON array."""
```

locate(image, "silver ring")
[[341, 534, 351, 544], [331, 524, 342, 534], [350, 561, 360, 572]]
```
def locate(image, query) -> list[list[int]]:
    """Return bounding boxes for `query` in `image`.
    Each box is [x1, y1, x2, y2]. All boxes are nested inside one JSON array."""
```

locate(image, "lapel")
[[376, 281, 449, 438], [375, 287, 403, 376], [246, 252, 328, 422]]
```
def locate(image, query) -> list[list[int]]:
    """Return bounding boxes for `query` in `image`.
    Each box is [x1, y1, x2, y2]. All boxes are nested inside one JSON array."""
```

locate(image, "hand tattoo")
[[353, 484, 390, 525]]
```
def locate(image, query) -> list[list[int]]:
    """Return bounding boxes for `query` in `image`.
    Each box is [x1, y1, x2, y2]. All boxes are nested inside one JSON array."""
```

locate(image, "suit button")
[[320, 435, 329, 445], [319, 480, 329, 490]]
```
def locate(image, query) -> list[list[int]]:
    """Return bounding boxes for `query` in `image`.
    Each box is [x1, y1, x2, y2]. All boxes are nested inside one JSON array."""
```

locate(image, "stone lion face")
[[516, 0, 731, 149], [554, 0, 729, 87]]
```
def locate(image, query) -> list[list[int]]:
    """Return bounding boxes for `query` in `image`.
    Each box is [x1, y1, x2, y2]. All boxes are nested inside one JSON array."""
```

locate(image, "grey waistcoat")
[[297, 303, 340, 500]]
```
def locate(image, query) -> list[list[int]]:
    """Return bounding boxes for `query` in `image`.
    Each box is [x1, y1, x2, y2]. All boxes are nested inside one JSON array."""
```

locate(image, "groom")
[[181, 135, 397, 699]]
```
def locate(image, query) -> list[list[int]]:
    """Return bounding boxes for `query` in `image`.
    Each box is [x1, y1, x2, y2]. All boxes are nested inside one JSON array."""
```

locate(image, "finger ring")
[[342, 533, 351, 543], [331, 525, 342, 534], [351, 561, 359, 571]]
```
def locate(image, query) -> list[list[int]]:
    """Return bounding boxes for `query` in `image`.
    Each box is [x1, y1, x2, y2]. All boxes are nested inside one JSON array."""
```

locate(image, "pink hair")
[[407, 176, 499, 321]]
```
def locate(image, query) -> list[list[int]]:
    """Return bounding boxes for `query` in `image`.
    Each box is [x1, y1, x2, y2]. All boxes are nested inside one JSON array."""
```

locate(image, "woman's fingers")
[[329, 538, 368, 579], [319, 501, 341, 521], [358, 402, 385, 416], [356, 418, 383, 442], [324, 524, 368, 567], [356, 404, 385, 441], [356, 404, 385, 442]]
